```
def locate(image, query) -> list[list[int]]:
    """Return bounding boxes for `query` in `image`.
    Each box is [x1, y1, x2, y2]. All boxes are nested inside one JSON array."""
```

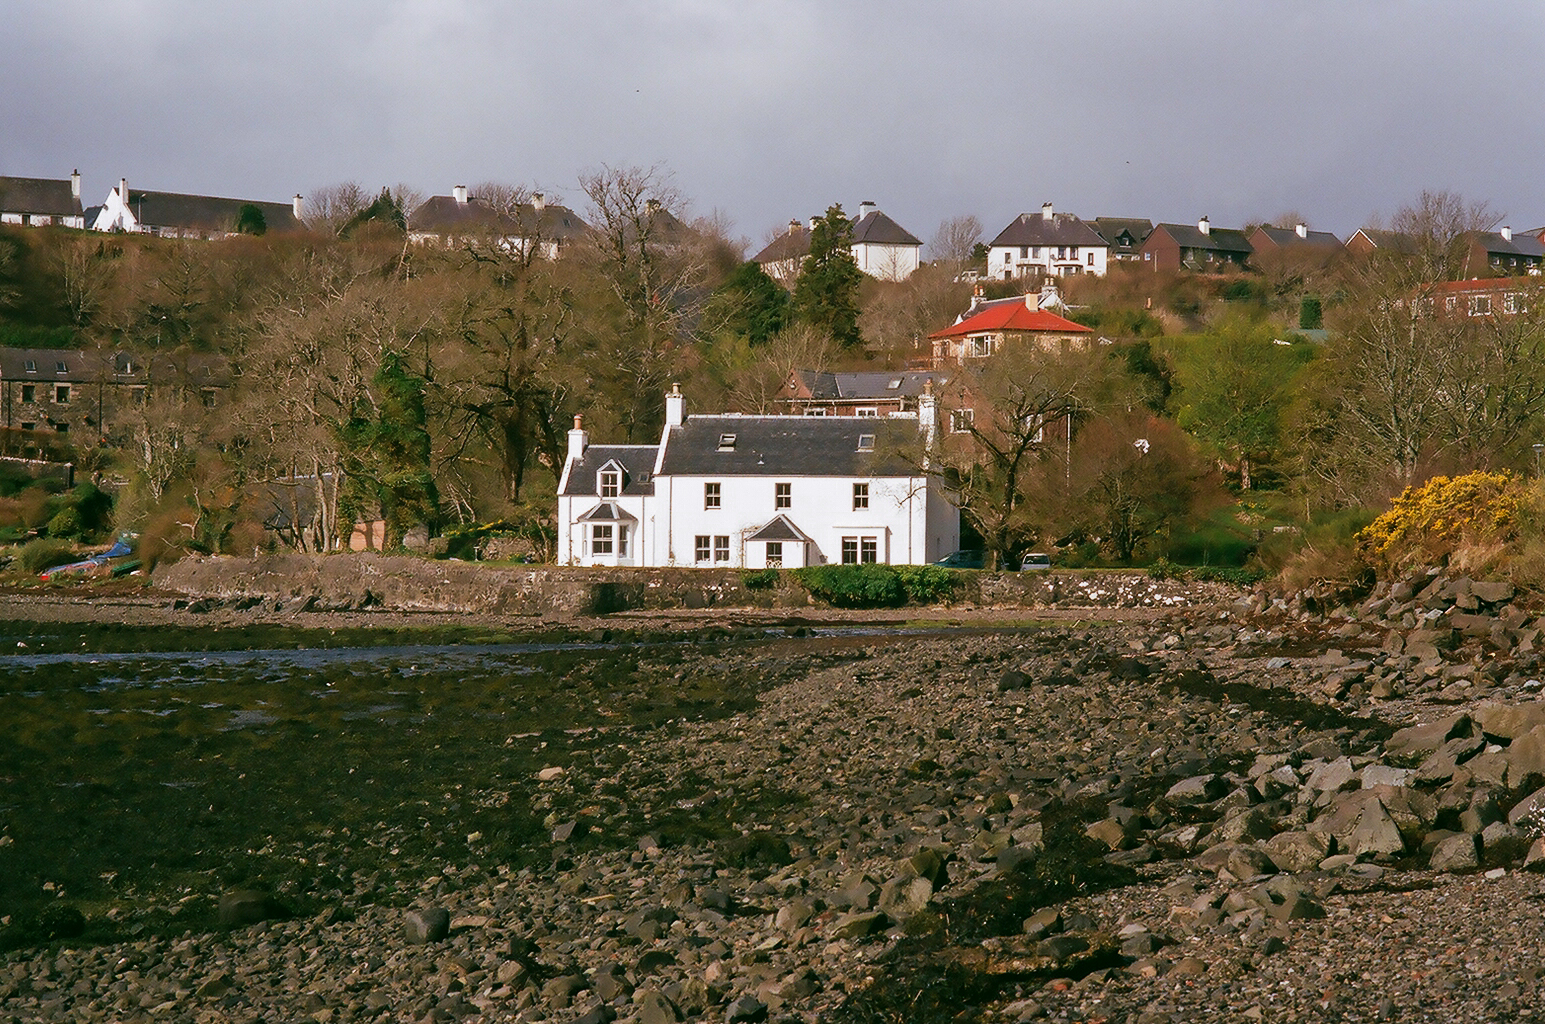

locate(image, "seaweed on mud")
[[833, 800, 1138, 1024]]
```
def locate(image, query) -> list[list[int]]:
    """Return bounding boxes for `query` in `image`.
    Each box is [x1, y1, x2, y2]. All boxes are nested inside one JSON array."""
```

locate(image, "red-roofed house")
[[927, 291, 1092, 367]]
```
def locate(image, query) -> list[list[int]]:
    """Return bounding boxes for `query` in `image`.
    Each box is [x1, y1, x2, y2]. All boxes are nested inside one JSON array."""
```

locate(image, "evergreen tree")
[[340, 188, 407, 236], [793, 204, 863, 348], [234, 204, 267, 236], [706, 260, 790, 345], [340, 351, 438, 547]]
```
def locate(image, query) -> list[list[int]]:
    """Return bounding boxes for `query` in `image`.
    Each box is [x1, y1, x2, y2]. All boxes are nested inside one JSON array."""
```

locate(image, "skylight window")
[[857, 434, 875, 452], [717, 433, 737, 451], [887, 378, 902, 389]]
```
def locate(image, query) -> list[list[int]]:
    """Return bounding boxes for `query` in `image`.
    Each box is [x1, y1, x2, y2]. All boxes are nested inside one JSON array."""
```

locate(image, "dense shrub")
[[740, 568, 780, 590], [1357, 472, 1520, 570], [793, 564, 905, 608], [792, 564, 959, 608], [17, 537, 75, 573]]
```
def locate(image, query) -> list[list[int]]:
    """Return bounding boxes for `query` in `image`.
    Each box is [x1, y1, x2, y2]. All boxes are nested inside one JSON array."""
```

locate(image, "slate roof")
[[1348, 229, 1418, 254], [576, 501, 637, 523], [929, 301, 1092, 340], [1472, 230, 1545, 260], [560, 445, 658, 497], [0, 348, 93, 379], [0, 176, 82, 218], [990, 212, 1107, 249], [1151, 223, 1253, 255], [752, 226, 811, 264], [657, 416, 917, 477], [117, 190, 303, 234], [409, 196, 587, 240], [753, 208, 920, 264], [792, 369, 950, 401], [1092, 218, 1153, 250], [851, 210, 921, 247], [748, 514, 811, 542], [1253, 225, 1342, 249]]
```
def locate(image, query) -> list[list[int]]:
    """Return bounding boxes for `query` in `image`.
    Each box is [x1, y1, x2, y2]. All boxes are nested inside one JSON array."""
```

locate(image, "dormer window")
[[600, 469, 620, 498], [55, 361, 68, 374], [717, 433, 737, 451], [857, 434, 875, 452], [23, 360, 36, 373]]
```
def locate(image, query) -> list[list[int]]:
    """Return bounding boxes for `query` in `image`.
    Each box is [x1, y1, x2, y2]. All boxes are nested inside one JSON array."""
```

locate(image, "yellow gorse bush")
[[1357, 471, 1522, 566]]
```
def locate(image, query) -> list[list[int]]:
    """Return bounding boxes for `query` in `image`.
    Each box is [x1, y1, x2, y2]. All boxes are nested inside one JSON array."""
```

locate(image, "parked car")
[[1019, 552, 1052, 571], [933, 550, 985, 569]]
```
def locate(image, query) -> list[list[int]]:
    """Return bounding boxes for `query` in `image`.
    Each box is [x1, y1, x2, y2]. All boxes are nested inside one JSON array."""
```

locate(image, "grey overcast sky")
[[4, 0, 1541, 251]]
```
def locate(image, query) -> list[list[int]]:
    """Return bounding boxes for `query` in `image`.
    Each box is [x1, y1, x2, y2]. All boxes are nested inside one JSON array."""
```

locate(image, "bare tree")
[[929, 214, 984, 270], [303, 182, 370, 234]]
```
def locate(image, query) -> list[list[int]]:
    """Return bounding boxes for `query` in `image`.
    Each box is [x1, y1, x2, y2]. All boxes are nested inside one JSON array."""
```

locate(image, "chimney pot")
[[1198, 216, 1210, 235], [294, 194, 304, 221], [1296, 222, 1307, 238], [70, 170, 80, 201], [453, 184, 468, 205], [1042, 201, 1054, 219], [1502, 225, 1513, 242], [859, 200, 876, 220], [532, 192, 546, 212], [664, 382, 686, 427]]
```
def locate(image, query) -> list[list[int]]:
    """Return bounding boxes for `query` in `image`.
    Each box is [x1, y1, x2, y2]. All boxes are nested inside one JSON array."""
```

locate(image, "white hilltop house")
[[557, 385, 959, 568]]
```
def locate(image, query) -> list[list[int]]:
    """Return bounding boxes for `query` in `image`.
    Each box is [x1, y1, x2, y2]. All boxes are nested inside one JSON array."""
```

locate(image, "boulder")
[[404, 907, 450, 944], [1165, 774, 1227, 804], [1305, 757, 1357, 793], [1505, 724, 1545, 786], [1429, 833, 1479, 872], [635, 989, 682, 1024], [1348, 799, 1405, 858], [1261, 830, 1332, 874], [725, 994, 768, 1024], [218, 890, 289, 929], [1385, 715, 1470, 758], [1481, 821, 1531, 867]]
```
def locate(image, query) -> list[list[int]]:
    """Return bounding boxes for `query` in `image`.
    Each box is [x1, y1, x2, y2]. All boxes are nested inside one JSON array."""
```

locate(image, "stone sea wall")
[[152, 554, 1235, 616]]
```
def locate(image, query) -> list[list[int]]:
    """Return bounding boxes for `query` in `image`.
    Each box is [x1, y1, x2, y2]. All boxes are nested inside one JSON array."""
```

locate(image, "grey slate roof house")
[[92, 178, 304, 238], [409, 186, 588, 257], [0, 172, 85, 228], [987, 204, 1111, 278], [557, 385, 958, 568], [1138, 218, 1253, 272], [752, 202, 922, 282], [1092, 218, 1153, 261], [776, 369, 951, 417]]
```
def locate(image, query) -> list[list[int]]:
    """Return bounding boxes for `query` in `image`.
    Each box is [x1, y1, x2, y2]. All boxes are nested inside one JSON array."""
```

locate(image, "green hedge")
[[790, 564, 958, 608]]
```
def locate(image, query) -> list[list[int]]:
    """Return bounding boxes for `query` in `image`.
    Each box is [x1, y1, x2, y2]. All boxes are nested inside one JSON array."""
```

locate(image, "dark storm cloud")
[[4, 1, 1541, 249]]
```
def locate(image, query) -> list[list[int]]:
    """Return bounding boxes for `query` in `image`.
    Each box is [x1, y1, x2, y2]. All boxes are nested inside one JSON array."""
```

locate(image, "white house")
[[557, 385, 958, 568], [751, 201, 922, 284], [408, 186, 588, 259], [0, 172, 85, 228], [987, 203, 1109, 279], [92, 179, 304, 237]]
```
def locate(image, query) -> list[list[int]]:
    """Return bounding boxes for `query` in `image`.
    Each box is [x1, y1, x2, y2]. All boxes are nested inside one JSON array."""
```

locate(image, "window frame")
[[54, 384, 70, 404], [765, 541, 783, 567], [852, 482, 869, 511], [860, 537, 878, 564], [694, 535, 711, 562], [704, 481, 721, 509], [600, 469, 621, 498], [841, 536, 859, 564], [591, 523, 614, 554], [775, 482, 791, 509], [713, 535, 730, 562]]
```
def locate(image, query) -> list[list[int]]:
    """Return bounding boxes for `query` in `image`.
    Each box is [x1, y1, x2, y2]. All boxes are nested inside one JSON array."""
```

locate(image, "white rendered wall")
[[852, 242, 920, 281]]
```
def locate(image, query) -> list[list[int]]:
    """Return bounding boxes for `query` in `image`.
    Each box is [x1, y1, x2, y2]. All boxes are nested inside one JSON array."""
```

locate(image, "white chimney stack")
[[918, 378, 938, 454], [664, 382, 686, 428], [809, 216, 820, 230], [531, 192, 546, 212], [858, 200, 876, 220], [1042, 201, 1054, 219], [1198, 215, 1211, 235], [453, 184, 468, 205], [1296, 222, 1307, 239], [120, 177, 128, 202], [1502, 226, 1513, 242], [293, 194, 304, 221], [788, 218, 801, 235], [70, 170, 80, 201], [566, 414, 588, 463]]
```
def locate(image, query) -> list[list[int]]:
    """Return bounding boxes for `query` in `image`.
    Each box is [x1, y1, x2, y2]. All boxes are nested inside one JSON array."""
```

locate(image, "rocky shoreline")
[[6, 570, 1545, 1022]]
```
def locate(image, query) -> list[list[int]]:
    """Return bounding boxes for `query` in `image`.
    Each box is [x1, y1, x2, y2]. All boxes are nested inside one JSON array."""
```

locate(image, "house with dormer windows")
[[557, 385, 958, 567]]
